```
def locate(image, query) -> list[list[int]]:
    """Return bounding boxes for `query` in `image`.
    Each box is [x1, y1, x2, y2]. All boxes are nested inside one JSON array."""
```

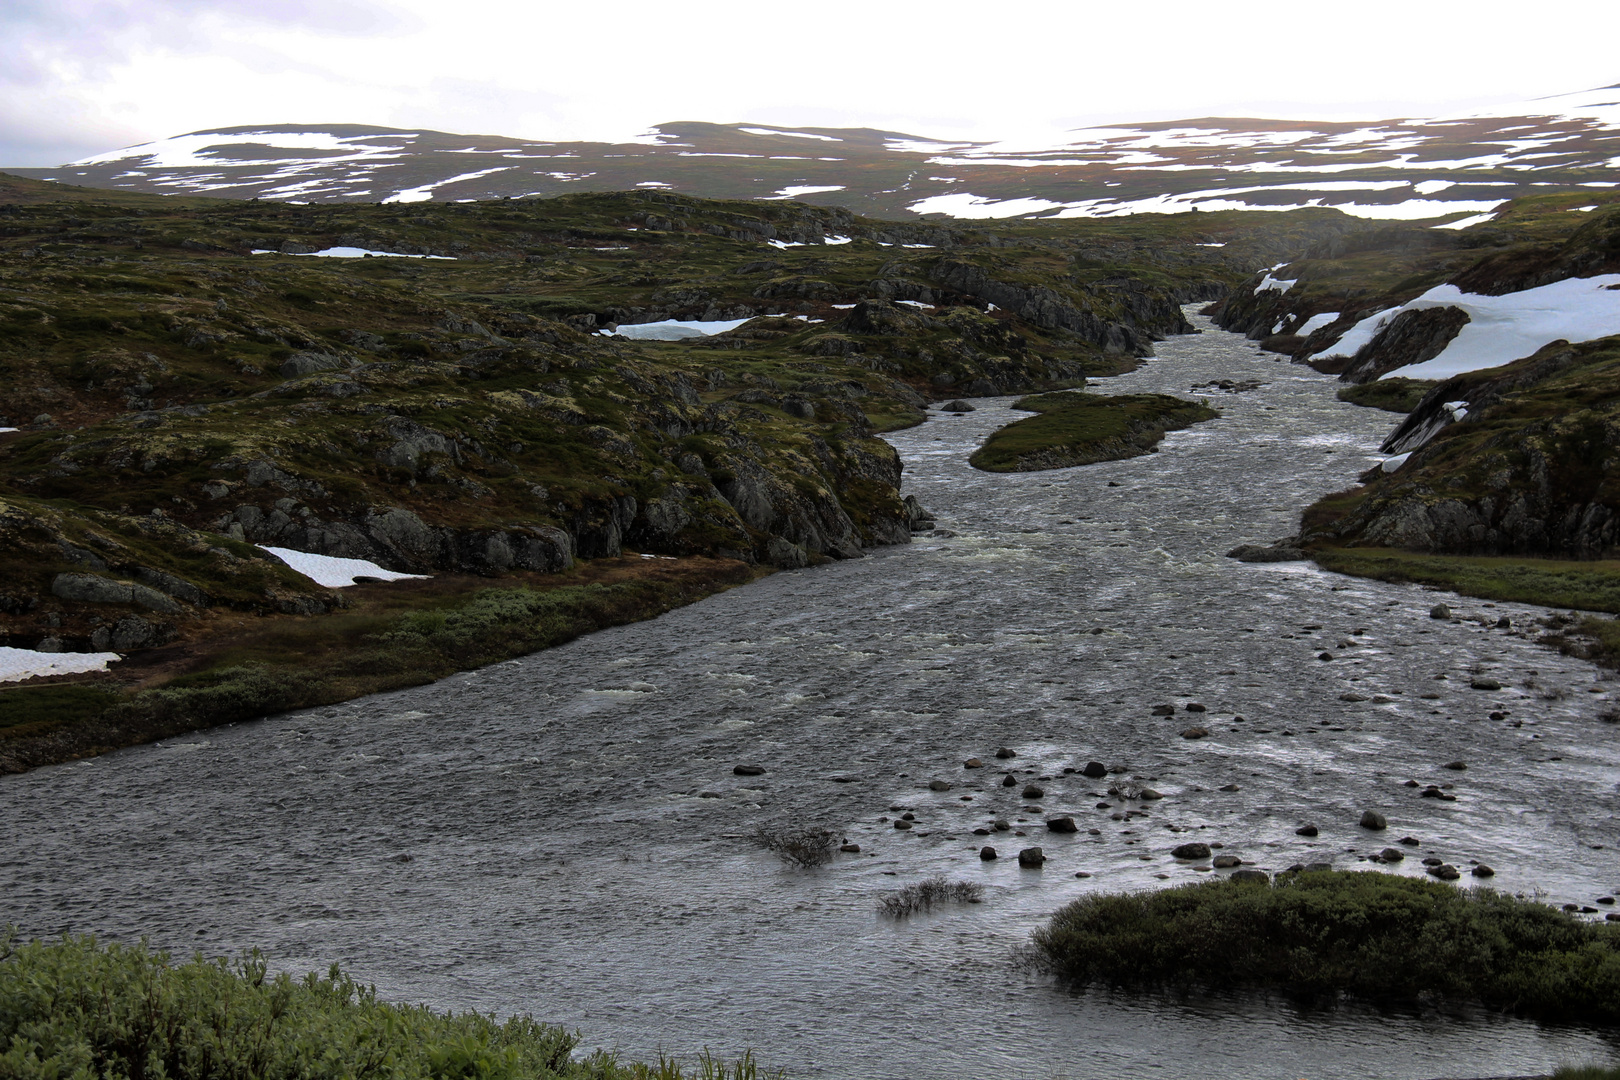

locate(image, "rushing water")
[[5, 311, 1620, 1078]]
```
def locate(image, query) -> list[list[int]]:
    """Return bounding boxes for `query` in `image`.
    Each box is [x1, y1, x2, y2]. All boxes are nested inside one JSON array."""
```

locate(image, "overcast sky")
[[3, 0, 1617, 167]]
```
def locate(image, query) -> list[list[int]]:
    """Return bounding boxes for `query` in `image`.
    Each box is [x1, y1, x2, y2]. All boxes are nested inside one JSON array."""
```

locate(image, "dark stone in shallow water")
[[1046, 816, 1078, 833], [1080, 761, 1108, 778], [1296, 824, 1319, 837], [1172, 842, 1211, 860], [1227, 542, 1306, 563], [1018, 847, 1045, 868], [733, 764, 765, 776]]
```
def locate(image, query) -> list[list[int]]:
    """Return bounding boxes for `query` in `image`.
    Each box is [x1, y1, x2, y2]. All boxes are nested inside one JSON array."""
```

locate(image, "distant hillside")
[[8, 85, 1619, 222]]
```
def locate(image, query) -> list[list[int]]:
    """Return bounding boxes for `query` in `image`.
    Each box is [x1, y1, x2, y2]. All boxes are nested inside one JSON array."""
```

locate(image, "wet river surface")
[[5, 311, 1620, 1078]]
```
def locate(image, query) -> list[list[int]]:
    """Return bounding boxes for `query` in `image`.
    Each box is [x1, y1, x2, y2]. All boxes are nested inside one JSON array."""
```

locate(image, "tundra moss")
[[970, 391, 1217, 472]]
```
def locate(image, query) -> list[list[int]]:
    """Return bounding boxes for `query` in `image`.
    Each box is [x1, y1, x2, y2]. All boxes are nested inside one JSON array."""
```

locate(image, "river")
[[3, 310, 1617, 1078]]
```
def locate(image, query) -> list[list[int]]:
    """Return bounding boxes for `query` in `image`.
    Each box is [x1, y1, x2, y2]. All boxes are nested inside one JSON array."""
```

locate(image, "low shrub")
[[1032, 870, 1620, 1023], [879, 876, 984, 918], [0, 932, 777, 1080], [753, 825, 841, 868]]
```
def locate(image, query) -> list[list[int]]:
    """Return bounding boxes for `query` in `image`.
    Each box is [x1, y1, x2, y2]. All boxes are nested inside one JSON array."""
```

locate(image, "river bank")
[[0, 554, 755, 774], [2, 311, 1617, 1079]]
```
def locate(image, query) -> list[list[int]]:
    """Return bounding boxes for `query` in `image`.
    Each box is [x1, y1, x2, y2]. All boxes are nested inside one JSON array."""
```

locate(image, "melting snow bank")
[[1302, 274, 1620, 381], [258, 546, 427, 588], [1379, 275, 1620, 380], [250, 247, 455, 259], [609, 317, 754, 340], [0, 646, 121, 683]]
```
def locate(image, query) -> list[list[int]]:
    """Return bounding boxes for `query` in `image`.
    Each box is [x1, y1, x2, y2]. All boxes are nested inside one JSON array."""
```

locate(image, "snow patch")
[[761, 185, 847, 200], [1380, 275, 1620, 380], [738, 128, 841, 142], [0, 646, 122, 683], [1294, 312, 1341, 337], [382, 167, 512, 204], [1432, 212, 1498, 230], [251, 247, 454, 259], [259, 546, 427, 588], [613, 318, 755, 340]]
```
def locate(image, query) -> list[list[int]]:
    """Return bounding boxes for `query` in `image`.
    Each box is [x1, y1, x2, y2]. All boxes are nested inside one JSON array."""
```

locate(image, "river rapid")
[[4, 311, 1619, 1079]]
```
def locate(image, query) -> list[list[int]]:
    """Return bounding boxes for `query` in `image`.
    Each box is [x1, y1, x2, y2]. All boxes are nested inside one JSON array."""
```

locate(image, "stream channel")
[[4, 310, 1619, 1078]]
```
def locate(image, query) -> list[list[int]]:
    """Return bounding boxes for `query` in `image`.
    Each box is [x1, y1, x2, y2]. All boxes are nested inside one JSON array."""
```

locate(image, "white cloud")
[[4, 0, 1620, 165]]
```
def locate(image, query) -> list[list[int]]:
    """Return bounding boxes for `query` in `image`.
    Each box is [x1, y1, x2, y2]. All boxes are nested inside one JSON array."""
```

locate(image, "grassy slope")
[[1034, 870, 1620, 1024], [969, 391, 1218, 472], [1335, 377, 1437, 413]]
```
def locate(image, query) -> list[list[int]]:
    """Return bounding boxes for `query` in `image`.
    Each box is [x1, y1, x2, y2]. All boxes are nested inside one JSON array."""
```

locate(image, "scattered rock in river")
[[1231, 869, 1270, 884], [1022, 785, 1045, 799], [1002, 774, 1017, 787], [1181, 727, 1209, 739], [1151, 704, 1175, 716], [1428, 864, 1462, 880], [1471, 677, 1502, 691], [995, 747, 1017, 759], [1472, 864, 1495, 878], [1139, 788, 1164, 800], [928, 779, 952, 791], [1400, 836, 1421, 846], [1185, 703, 1207, 713], [963, 758, 983, 769], [1046, 816, 1078, 833], [1171, 842, 1211, 860], [993, 819, 1010, 832], [1080, 761, 1108, 778], [980, 846, 997, 860], [1018, 847, 1045, 868], [1074, 871, 1092, 879], [733, 765, 766, 776], [840, 843, 861, 853], [1360, 810, 1388, 830], [1212, 854, 1242, 869], [1296, 824, 1319, 837], [939, 400, 976, 413], [1340, 692, 1368, 702], [1430, 604, 1452, 620], [1379, 847, 1406, 862], [1218, 783, 1240, 792], [894, 820, 912, 830]]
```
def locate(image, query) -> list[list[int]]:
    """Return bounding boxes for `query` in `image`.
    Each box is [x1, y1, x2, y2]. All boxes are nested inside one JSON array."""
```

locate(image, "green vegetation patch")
[[0, 932, 777, 1080], [1335, 377, 1438, 413], [1311, 546, 1620, 614], [1033, 871, 1620, 1023], [969, 391, 1217, 472]]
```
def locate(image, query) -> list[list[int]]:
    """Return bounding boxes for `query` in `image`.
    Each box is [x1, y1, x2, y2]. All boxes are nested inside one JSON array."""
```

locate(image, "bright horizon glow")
[[2, 0, 1618, 167]]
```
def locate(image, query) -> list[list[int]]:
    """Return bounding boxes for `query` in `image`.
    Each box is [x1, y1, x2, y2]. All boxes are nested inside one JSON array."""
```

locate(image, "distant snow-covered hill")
[[9, 85, 1618, 222]]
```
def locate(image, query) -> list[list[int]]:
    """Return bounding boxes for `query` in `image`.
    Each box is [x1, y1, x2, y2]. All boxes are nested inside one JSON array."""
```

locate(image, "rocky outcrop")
[[1300, 337, 1620, 558], [1335, 306, 1470, 383], [927, 259, 1193, 355]]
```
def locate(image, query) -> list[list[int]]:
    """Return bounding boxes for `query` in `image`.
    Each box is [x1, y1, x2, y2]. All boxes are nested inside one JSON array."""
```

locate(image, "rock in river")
[[1018, 847, 1045, 868], [1080, 761, 1108, 779], [1172, 842, 1212, 860], [1212, 854, 1242, 868], [980, 846, 997, 860], [1296, 824, 1319, 837], [1360, 810, 1388, 830], [1046, 816, 1078, 833], [733, 765, 766, 776], [1022, 785, 1045, 799]]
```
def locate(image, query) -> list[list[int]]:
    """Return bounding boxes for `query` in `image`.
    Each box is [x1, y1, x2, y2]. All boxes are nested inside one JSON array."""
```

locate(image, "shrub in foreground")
[[1032, 870, 1620, 1023], [0, 933, 775, 1079]]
